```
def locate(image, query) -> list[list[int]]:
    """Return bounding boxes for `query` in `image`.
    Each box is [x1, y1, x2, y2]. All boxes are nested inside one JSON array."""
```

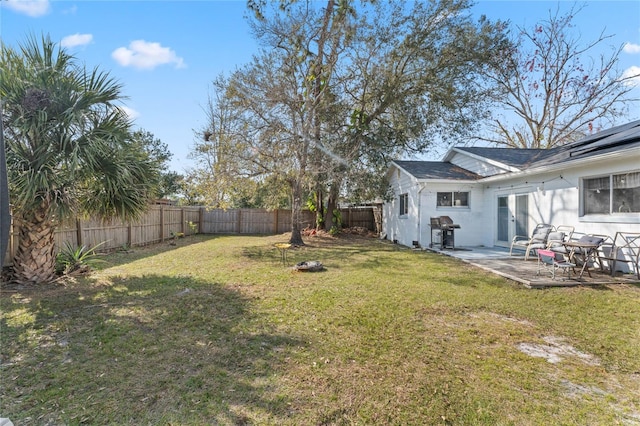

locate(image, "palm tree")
[[1, 34, 159, 284], [0, 117, 9, 268]]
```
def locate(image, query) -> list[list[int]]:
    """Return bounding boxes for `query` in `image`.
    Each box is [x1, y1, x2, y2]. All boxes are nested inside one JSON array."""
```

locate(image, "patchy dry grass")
[[1, 234, 639, 425]]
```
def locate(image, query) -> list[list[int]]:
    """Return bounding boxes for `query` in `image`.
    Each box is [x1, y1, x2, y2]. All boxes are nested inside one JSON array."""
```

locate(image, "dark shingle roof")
[[394, 161, 482, 180], [394, 120, 640, 179], [506, 120, 640, 169], [454, 147, 557, 169]]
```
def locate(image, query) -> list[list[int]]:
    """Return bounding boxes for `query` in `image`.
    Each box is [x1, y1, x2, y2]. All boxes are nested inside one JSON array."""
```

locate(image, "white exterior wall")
[[486, 152, 640, 242], [384, 146, 639, 250], [382, 167, 421, 247], [417, 183, 487, 248]]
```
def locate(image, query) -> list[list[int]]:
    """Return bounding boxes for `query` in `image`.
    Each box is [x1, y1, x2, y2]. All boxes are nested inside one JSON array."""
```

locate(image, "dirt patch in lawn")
[[518, 335, 601, 365]]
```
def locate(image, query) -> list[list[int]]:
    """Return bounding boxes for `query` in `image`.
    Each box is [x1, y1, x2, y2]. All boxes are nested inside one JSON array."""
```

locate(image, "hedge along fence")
[[4, 205, 379, 267]]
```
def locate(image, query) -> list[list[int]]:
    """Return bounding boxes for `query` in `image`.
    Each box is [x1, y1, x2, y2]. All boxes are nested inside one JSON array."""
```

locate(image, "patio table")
[[561, 241, 601, 279]]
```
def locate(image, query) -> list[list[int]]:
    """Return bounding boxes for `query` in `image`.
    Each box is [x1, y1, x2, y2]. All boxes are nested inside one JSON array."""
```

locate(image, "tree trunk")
[[324, 195, 336, 232], [0, 118, 9, 267], [12, 207, 58, 285], [288, 181, 305, 246], [323, 182, 340, 232], [314, 189, 324, 230]]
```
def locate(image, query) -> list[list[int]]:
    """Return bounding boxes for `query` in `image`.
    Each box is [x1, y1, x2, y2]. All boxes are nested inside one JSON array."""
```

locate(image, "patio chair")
[[545, 226, 575, 259], [549, 230, 584, 255], [537, 249, 576, 280], [588, 234, 614, 272], [599, 232, 640, 279], [509, 223, 555, 260], [554, 225, 574, 243]]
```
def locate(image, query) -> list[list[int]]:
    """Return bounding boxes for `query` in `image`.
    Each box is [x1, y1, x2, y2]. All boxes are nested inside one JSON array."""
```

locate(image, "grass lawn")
[[1, 233, 639, 425]]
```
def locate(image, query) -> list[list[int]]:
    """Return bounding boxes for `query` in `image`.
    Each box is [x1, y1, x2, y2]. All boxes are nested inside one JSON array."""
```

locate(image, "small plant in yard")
[[55, 241, 106, 275], [187, 220, 198, 234], [169, 230, 184, 245]]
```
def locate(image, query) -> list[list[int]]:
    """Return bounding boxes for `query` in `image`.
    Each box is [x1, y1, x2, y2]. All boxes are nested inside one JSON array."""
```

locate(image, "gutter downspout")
[[416, 183, 427, 248]]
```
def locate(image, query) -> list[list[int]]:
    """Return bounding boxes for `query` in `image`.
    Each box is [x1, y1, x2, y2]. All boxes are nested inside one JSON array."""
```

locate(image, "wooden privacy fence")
[[5, 205, 202, 267], [201, 206, 377, 234], [4, 205, 378, 266]]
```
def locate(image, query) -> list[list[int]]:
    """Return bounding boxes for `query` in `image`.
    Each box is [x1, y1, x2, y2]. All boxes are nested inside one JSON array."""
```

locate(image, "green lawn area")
[[1, 234, 639, 425]]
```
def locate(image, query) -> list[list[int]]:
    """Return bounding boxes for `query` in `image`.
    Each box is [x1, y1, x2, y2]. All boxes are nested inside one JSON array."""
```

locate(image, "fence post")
[[76, 218, 84, 248], [160, 205, 165, 241], [180, 208, 185, 235], [199, 207, 205, 234], [273, 209, 278, 234], [237, 209, 242, 234]]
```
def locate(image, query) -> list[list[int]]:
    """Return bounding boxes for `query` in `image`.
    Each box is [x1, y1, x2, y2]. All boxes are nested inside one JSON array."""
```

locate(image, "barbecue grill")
[[430, 216, 461, 250]]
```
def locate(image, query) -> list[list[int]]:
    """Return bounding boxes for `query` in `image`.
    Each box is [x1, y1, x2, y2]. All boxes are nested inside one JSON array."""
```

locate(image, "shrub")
[[55, 241, 106, 275]]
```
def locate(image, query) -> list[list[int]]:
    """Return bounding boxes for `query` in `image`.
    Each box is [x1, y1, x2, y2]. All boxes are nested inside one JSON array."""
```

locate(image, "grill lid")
[[430, 216, 461, 229]]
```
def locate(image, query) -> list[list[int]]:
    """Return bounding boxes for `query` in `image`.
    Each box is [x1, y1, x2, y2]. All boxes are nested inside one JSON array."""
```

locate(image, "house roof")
[[393, 160, 482, 180], [394, 120, 640, 180], [530, 120, 640, 167], [452, 147, 556, 169]]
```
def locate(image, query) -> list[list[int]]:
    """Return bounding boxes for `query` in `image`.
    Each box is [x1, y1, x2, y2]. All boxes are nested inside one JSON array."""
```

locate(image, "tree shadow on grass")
[[0, 273, 305, 424], [241, 236, 400, 270]]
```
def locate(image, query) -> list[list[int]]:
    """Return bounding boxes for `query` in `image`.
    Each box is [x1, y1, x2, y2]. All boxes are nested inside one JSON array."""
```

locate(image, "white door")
[[496, 194, 529, 247]]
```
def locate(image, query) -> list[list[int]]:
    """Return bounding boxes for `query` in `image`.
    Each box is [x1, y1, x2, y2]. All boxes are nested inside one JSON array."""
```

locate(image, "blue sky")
[[2, 0, 639, 172]]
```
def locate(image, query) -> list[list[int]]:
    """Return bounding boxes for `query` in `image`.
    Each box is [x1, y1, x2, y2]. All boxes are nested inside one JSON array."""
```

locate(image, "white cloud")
[[61, 33, 93, 48], [1, 0, 50, 17], [111, 40, 186, 70], [622, 66, 640, 87], [623, 42, 640, 54], [120, 106, 140, 121]]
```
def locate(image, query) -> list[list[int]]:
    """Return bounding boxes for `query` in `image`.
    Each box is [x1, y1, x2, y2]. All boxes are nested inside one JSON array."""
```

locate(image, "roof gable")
[[453, 147, 556, 169], [393, 160, 481, 181]]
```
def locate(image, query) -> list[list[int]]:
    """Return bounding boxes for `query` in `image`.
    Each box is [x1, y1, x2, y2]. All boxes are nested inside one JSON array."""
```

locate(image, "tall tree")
[[215, 0, 360, 243], [226, 49, 313, 244], [319, 0, 508, 229], [190, 75, 254, 209], [1, 34, 159, 284], [130, 129, 182, 199], [246, 0, 507, 235], [201, 0, 506, 243], [478, 4, 640, 148]]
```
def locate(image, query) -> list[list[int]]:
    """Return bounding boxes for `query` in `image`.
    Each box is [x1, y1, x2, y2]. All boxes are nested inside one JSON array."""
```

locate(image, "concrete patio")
[[423, 246, 640, 289]]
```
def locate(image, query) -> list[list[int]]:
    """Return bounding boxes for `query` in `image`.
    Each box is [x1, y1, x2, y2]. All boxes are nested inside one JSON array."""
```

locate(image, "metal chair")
[[545, 226, 574, 250], [510, 223, 555, 260], [601, 232, 640, 279], [537, 249, 575, 280]]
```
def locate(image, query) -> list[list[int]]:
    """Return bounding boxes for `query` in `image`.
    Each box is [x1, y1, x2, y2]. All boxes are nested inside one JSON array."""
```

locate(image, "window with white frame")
[[582, 171, 640, 215], [437, 191, 469, 207], [399, 193, 408, 216]]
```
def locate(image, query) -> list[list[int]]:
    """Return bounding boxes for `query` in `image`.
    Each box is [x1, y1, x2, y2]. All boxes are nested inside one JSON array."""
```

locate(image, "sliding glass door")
[[496, 194, 529, 246]]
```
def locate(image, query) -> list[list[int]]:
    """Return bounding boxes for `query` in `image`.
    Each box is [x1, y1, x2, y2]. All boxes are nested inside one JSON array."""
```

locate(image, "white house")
[[383, 120, 640, 251]]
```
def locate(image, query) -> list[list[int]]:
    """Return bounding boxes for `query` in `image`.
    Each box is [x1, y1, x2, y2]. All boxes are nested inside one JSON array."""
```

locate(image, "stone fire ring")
[[293, 261, 324, 272]]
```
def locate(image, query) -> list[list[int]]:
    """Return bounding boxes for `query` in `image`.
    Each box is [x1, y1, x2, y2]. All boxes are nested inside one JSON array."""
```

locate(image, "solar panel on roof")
[[564, 120, 640, 151], [569, 126, 640, 157]]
